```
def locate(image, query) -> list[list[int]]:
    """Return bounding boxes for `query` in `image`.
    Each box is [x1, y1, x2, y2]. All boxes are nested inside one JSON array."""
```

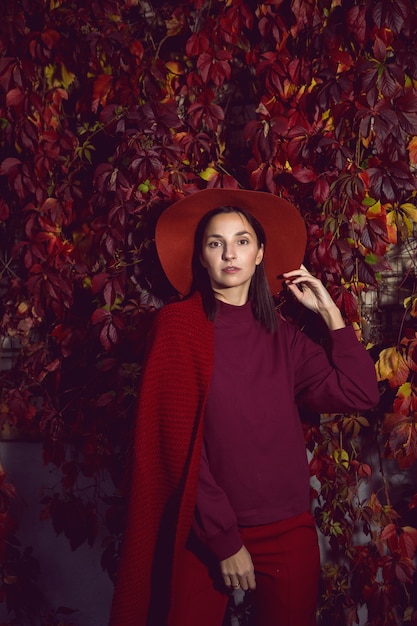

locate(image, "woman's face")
[[200, 211, 264, 303]]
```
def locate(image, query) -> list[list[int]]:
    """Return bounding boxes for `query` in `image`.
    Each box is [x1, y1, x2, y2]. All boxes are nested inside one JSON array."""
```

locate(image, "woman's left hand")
[[282, 265, 345, 330]]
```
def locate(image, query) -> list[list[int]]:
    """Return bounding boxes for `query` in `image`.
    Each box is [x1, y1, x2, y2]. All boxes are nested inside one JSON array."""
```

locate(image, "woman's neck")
[[212, 286, 250, 307]]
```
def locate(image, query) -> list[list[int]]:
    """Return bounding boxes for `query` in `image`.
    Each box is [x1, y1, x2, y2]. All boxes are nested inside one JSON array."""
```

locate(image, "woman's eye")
[[208, 241, 222, 248], [238, 239, 249, 245]]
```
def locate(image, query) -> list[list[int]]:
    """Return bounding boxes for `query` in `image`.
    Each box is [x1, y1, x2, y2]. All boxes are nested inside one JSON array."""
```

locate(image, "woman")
[[109, 188, 379, 626]]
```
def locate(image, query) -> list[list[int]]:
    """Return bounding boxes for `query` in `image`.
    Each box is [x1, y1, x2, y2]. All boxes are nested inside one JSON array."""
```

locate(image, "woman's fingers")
[[226, 572, 256, 591], [282, 265, 345, 329], [220, 545, 256, 591]]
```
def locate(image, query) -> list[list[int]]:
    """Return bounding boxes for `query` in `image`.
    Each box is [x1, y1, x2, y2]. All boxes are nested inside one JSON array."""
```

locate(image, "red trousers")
[[169, 511, 320, 626]]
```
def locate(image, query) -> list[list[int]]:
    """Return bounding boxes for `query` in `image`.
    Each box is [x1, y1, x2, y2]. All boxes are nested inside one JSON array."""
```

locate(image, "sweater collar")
[[214, 298, 254, 327]]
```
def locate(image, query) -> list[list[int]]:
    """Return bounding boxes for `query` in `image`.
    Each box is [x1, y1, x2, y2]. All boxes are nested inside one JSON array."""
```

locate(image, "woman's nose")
[[222, 244, 236, 260]]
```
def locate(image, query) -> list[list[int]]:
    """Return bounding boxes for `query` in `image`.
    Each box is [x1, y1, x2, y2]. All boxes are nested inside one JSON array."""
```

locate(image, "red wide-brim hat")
[[155, 188, 307, 296]]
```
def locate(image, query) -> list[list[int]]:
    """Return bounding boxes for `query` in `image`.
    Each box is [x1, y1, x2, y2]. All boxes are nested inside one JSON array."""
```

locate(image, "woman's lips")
[[222, 266, 240, 273]]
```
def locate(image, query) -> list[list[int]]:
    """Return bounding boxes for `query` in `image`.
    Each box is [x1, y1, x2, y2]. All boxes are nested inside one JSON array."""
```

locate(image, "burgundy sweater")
[[193, 299, 380, 561]]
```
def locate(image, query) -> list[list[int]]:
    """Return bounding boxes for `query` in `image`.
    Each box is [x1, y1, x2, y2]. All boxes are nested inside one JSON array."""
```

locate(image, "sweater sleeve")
[[192, 442, 243, 561], [294, 324, 379, 412]]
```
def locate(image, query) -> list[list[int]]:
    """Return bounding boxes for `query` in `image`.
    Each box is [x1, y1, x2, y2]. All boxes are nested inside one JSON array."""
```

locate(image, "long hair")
[[189, 205, 278, 333]]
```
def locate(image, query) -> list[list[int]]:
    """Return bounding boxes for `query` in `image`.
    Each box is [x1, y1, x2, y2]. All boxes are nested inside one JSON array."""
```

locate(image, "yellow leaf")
[[333, 448, 349, 468], [400, 202, 417, 225], [44, 64, 55, 89], [404, 295, 417, 318], [398, 382, 412, 398], [387, 207, 412, 239], [61, 64, 76, 90], [199, 167, 217, 182], [166, 62, 184, 75]]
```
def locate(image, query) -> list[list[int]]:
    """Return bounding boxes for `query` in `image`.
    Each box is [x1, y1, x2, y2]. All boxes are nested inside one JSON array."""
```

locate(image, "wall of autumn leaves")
[[0, 0, 417, 624]]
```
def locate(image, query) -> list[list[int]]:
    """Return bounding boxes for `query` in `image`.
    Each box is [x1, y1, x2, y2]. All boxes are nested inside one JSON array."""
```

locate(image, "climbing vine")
[[0, 0, 417, 623]]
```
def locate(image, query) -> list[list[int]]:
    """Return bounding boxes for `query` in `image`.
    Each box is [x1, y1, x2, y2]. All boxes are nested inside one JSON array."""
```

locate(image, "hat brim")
[[155, 188, 306, 296]]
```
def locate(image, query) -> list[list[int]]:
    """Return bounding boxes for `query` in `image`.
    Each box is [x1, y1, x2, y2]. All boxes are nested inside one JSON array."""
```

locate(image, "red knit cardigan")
[[109, 292, 214, 626]]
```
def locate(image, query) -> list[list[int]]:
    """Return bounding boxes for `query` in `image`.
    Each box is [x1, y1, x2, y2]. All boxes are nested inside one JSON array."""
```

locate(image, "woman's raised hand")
[[282, 265, 345, 331]]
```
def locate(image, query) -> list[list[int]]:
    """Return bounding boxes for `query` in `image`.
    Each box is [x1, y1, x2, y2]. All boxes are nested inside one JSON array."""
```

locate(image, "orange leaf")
[[399, 526, 417, 559], [376, 347, 410, 387], [130, 40, 144, 60], [92, 74, 113, 113], [408, 136, 417, 166]]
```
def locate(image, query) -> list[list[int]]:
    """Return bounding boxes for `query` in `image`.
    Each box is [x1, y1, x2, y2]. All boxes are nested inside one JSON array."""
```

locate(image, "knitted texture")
[[109, 292, 214, 626]]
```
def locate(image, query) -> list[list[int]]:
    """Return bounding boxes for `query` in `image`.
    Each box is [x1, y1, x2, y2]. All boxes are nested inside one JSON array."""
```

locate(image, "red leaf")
[[6, 87, 24, 107], [188, 99, 224, 132], [96, 392, 116, 407], [92, 74, 113, 113], [372, 0, 410, 34], [292, 166, 317, 184], [0, 199, 10, 220], [130, 40, 144, 61], [0, 157, 21, 176], [394, 557, 415, 583], [313, 177, 330, 203], [380, 523, 397, 544], [399, 526, 417, 559], [372, 36, 387, 63], [327, 285, 359, 322], [346, 5, 367, 48], [91, 308, 111, 325], [91, 273, 110, 295], [100, 320, 118, 351], [0, 57, 15, 90], [186, 32, 210, 57], [41, 29, 61, 50], [196, 50, 232, 86]]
